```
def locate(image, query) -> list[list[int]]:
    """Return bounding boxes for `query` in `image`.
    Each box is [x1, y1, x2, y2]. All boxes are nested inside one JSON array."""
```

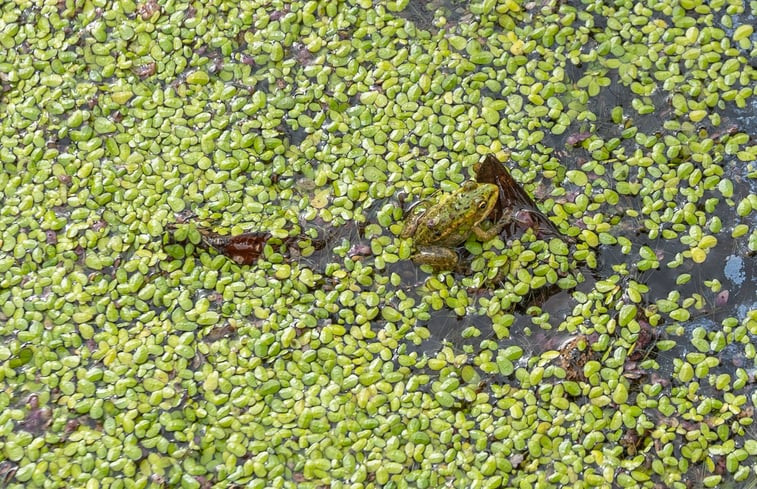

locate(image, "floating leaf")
[[474, 154, 564, 239]]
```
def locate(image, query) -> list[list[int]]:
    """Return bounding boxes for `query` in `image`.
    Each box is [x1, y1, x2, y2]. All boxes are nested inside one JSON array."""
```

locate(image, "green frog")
[[401, 180, 508, 269]]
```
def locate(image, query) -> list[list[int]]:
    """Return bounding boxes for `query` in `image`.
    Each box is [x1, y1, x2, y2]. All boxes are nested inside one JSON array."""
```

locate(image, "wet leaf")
[[474, 154, 563, 239], [194, 228, 273, 265]]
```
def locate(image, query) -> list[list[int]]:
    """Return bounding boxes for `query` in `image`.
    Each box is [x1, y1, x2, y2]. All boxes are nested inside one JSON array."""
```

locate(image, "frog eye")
[[477, 199, 488, 210]]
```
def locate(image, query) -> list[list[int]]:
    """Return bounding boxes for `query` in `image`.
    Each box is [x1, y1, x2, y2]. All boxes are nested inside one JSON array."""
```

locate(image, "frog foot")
[[410, 246, 459, 270]]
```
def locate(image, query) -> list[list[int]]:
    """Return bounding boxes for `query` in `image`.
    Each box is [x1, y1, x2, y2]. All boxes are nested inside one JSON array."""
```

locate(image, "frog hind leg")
[[410, 246, 459, 270]]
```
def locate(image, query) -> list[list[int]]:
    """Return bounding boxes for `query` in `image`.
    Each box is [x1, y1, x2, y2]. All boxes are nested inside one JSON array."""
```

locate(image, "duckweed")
[[0, 0, 756, 487]]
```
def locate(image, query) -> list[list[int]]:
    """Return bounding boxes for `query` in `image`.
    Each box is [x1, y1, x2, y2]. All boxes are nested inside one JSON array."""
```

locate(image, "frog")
[[401, 180, 509, 269]]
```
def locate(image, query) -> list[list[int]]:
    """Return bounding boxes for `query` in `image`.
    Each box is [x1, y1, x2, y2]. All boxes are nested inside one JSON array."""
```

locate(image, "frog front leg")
[[472, 210, 512, 241], [411, 245, 459, 270]]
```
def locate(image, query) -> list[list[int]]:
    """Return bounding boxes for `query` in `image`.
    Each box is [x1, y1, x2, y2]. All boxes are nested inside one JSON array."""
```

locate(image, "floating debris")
[[197, 228, 272, 266], [167, 220, 274, 266], [556, 333, 597, 381]]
